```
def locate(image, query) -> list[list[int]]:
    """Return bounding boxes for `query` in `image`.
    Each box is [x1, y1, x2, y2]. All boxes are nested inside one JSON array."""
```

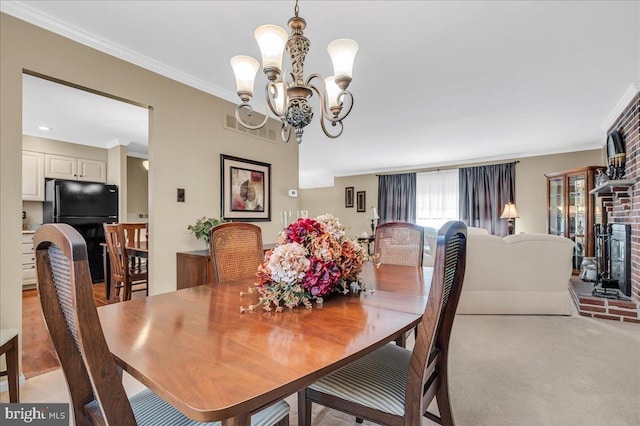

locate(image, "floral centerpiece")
[[243, 214, 368, 312]]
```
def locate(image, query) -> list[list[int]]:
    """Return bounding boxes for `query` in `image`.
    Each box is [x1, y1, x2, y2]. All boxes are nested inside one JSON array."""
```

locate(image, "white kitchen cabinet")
[[21, 231, 36, 288], [22, 151, 45, 201], [77, 158, 107, 182], [44, 154, 106, 183]]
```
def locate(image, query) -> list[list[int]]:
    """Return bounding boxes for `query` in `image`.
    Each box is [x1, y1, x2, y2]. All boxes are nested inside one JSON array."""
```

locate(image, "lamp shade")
[[369, 207, 380, 220], [500, 203, 519, 219], [325, 76, 341, 109], [230, 55, 260, 96], [254, 25, 288, 71], [327, 38, 358, 79]]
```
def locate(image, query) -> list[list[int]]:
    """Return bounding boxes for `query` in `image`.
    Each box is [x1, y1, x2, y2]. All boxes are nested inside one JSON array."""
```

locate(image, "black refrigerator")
[[43, 179, 118, 283]]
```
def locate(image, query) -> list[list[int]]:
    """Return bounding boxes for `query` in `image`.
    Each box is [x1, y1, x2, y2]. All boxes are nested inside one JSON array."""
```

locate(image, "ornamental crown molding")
[[601, 81, 640, 133], [0, 1, 238, 105]]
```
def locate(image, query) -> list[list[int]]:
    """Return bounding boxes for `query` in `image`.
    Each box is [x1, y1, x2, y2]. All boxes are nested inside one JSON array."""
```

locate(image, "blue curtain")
[[459, 162, 515, 236], [377, 173, 417, 223]]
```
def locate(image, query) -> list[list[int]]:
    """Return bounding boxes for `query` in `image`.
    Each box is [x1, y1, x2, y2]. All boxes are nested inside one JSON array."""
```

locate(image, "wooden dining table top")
[[98, 262, 433, 425]]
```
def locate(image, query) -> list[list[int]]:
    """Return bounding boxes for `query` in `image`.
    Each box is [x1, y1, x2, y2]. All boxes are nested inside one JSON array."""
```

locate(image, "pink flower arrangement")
[[247, 214, 367, 312]]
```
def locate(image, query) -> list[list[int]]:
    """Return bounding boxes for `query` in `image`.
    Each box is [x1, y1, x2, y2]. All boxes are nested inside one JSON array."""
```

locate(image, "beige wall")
[[515, 150, 605, 233], [127, 157, 149, 221], [300, 174, 378, 238], [23, 134, 109, 161], [1, 14, 298, 346], [301, 149, 605, 235]]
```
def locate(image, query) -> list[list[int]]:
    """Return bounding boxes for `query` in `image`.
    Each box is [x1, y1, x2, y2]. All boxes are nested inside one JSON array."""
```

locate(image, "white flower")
[[316, 213, 345, 240], [268, 242, 310, 285]]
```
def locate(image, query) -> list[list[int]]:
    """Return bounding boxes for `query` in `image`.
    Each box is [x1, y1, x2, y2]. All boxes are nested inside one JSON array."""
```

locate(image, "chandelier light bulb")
[[272, 81, 286, 115], [327, 38, 359, 85], [230, 55, 260, 101], [254, 25, 288, 79], [325, 76, 341, 110]]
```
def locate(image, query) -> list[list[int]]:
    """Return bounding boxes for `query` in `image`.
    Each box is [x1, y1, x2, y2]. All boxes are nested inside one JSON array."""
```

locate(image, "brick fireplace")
[[605, 92, 639, 305], [569, 90, 640, 323]]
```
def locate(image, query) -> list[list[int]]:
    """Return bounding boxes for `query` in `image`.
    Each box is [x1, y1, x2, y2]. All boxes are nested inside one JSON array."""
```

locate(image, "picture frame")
[[357, 191, 366, 212], [221, 154, 271, 221], [345, 187, 354, 208]]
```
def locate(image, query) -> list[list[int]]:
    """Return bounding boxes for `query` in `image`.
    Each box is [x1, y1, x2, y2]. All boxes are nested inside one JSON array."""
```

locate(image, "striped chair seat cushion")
[[309, 343, 411, 416], [128, 389, 289, 426]]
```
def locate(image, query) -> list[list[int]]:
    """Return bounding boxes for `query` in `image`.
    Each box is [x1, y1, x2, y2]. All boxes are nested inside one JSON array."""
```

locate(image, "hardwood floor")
[[21, 282, 140, 378]]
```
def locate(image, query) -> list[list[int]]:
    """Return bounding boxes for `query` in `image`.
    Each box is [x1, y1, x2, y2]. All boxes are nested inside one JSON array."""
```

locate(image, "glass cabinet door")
[[568, 174, 586, 270], [548, 177, 564, 236]]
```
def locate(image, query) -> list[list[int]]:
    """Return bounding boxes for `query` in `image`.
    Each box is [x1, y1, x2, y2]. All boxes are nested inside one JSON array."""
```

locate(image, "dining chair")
[[374, 221, 425, 267], [34, 223, 290, 426], [374, 221, 425, 347], [0, 328, 20, 402], [209, 222, 264, 284], [103, 223, 148, 301], [298, 221, 467, 426], [120, 222, 148, 268]]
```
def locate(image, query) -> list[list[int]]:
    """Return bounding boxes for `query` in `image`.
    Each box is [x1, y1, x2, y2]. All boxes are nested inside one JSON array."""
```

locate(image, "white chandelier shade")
[[229, 0, 358, 144], [327, 38, 359, 81], [253, 25, 289, 71], [230, 55, 260, 99]]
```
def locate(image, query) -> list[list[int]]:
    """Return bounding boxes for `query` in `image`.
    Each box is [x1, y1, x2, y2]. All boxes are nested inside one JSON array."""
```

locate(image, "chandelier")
[[230, 0, 358, 144]]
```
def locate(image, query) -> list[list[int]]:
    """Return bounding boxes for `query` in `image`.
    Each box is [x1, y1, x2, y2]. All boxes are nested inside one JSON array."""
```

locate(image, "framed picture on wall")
[[357, 191, 366, 212], [345, 187, 354, 208], [221, 154, 271, 221]]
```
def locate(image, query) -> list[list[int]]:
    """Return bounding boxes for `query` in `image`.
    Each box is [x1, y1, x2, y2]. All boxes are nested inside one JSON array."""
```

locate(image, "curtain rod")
[[375, 160, 520, 176]]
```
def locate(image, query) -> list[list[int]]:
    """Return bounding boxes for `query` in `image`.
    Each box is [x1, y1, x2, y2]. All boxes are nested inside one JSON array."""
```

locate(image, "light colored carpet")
[[2, 313, 639, 425]]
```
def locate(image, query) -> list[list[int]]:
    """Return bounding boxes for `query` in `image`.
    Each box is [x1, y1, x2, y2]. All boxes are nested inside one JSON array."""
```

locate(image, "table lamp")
[[500, 202, 519, 235], [369, 207, 380, 236]]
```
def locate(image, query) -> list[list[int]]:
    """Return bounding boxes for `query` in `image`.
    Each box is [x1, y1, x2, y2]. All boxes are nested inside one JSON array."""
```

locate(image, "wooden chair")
[[120, 222, 148, 268], [374, 221, 425, 267], [375, 221, 425, 346], [103, 223, 148, 301], [33, 223, 290, 426], [209, 222, 264, 284], [298, 221, 467, 426], [0, 328, 20, 402]]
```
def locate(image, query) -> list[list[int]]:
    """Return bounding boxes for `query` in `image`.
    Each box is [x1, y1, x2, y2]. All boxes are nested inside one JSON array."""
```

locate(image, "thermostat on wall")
[[288, 189, 298, 198]]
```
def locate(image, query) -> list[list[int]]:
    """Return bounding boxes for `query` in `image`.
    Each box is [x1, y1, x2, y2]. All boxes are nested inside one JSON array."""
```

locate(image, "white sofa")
[[457, 231, 575, 315]]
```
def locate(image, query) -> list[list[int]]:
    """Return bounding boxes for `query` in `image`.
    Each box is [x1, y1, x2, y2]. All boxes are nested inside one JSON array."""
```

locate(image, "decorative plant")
[[242, 214, 368, 313], [187, 216, 227, 246]]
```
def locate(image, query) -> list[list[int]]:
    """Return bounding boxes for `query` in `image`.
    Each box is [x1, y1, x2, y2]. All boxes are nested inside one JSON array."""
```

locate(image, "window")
[[416, 170, 459, 230]]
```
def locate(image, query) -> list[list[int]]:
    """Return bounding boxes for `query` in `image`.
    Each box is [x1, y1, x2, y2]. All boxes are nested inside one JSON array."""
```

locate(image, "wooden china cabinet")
[[545, 166, 600, 273]]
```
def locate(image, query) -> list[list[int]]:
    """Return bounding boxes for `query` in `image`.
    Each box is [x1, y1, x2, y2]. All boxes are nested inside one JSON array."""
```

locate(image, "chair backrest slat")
[[374, 222, 425, 267], [209, 222, 264, 283], [103, 223, 127, 279], [35, 224, 137, 425], [120, 223, 147, 249]]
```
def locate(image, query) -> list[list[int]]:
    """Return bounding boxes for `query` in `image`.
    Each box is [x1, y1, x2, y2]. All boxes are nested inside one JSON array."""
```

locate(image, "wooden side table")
[[176, 250, 211, 289], [357, 236, 375, 256]]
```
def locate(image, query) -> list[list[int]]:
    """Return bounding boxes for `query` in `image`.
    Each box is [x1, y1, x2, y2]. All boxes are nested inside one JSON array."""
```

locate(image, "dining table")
[[98, 262, 433, 425], [101, 240, 148, 301]]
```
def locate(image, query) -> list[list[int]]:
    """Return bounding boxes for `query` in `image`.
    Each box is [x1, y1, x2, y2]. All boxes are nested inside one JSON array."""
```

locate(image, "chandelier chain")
[[294, 0, 299, 18]]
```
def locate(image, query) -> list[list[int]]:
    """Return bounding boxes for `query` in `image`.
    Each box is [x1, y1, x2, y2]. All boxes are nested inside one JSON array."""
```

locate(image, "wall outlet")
[[288, 189, 298, 198], [177, 188, 185, 202]]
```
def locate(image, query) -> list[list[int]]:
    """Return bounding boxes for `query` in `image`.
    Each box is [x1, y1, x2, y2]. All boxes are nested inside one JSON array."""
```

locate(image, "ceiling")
[[4, 1, 639, 188]]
